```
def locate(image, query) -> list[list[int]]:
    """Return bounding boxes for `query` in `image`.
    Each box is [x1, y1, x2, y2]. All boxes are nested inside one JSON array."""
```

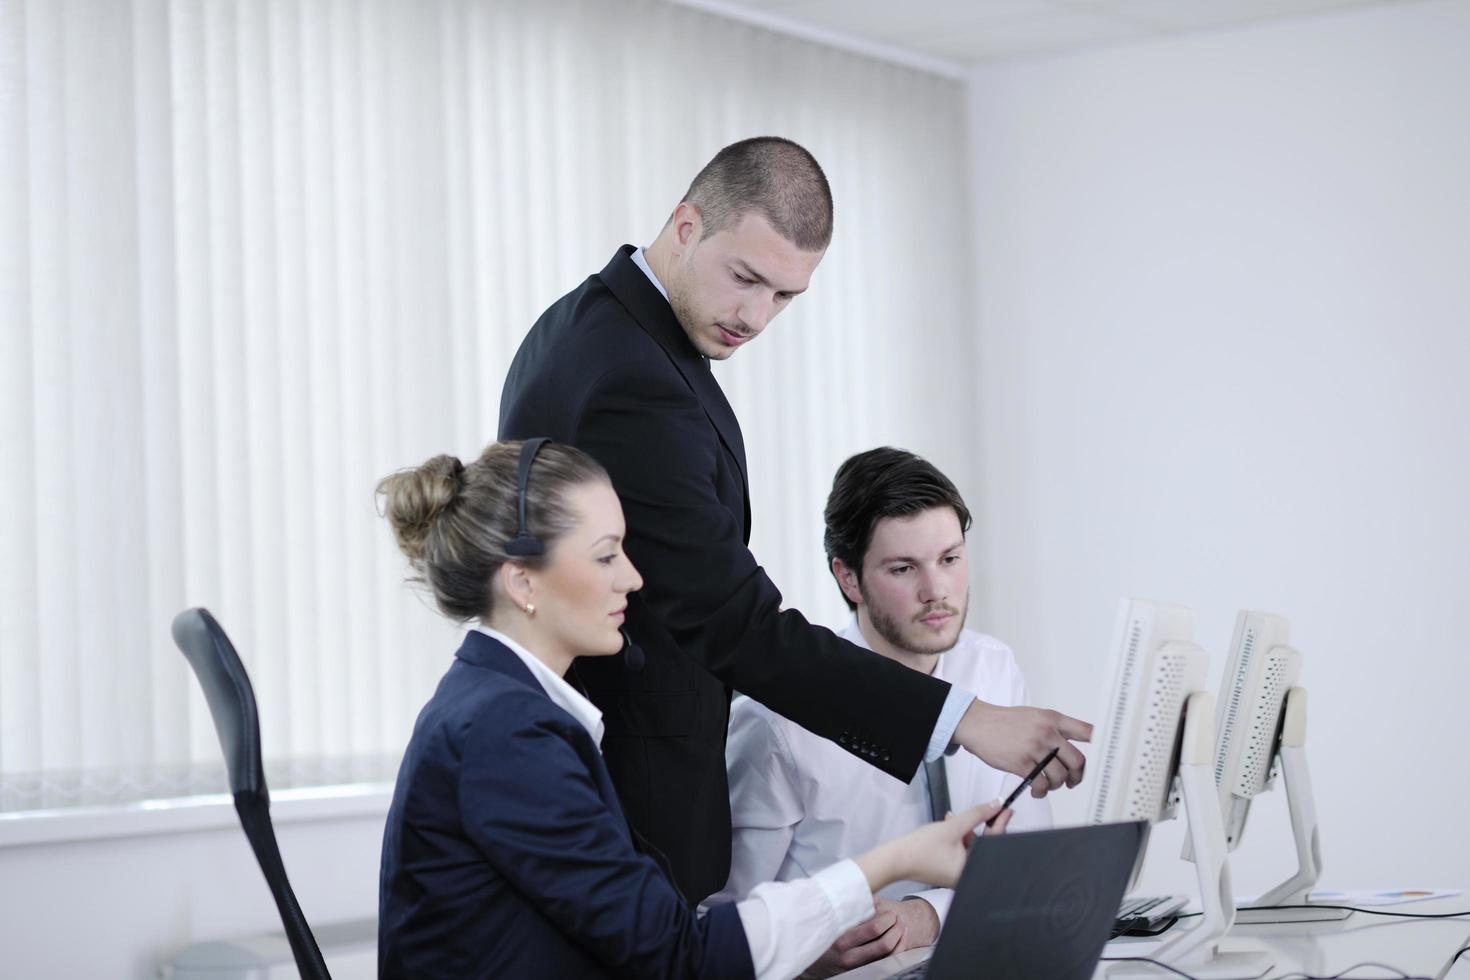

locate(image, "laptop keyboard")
[[1119, 895, 1172, 917]]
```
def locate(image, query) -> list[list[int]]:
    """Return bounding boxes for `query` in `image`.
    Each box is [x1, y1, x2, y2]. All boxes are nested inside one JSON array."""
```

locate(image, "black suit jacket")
[[499, 246, 952, 901]]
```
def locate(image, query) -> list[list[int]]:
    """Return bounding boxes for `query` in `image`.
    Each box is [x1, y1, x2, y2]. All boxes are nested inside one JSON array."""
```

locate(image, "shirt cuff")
[[903, 888, 954, 927], [812, 858, 875, 935], [924, 686, 976, 762], [736, 859, 875, 980]]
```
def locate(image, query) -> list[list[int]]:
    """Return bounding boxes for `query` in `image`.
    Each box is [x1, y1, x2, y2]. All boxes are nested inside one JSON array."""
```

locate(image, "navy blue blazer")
[[379, 630, 755, 979]]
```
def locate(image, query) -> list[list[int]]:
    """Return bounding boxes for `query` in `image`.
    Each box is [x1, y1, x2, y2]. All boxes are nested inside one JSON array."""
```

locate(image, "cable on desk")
[[1274, 964, 1430, 979], [1097, 955, 1435, 979], [1172, 905, 1470, 921]]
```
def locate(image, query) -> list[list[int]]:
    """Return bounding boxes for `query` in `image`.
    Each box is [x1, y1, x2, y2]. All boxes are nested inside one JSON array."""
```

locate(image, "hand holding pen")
[[986, 746, 1061, 828]]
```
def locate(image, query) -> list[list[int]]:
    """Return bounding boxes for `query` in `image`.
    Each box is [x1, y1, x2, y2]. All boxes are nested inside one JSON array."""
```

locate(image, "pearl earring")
[[524, 603, 536, 617]]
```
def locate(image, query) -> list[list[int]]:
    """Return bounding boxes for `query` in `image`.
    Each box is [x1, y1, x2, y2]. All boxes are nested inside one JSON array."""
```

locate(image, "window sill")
[[0, 782, 393, 849]]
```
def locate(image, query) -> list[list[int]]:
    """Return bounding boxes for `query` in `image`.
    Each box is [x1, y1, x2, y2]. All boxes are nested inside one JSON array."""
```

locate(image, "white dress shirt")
[[476, 626, 606, 746], [474, 625, 871, 980], [713, 618, 1053, 924], [630, 245, 670, 302]]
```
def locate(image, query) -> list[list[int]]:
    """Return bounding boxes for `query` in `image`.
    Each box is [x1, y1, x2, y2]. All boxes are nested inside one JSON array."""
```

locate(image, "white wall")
[[0, 799, 385, 978], [966, 0, 1470, 899]]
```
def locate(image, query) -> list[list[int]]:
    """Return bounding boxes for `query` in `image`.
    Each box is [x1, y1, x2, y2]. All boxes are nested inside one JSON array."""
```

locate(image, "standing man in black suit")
[[499, 137, 1092, 904]]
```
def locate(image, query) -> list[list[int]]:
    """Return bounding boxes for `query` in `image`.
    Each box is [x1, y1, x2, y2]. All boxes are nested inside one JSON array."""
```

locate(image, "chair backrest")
[[172, 607, 331, 980], [172, 608, 266, 797]]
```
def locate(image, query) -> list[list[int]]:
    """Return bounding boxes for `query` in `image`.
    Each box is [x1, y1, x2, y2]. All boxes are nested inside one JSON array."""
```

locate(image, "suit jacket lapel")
[[598, 246, 750, 493], [454, 630, 639, 843], [454, 630, 541, 687]]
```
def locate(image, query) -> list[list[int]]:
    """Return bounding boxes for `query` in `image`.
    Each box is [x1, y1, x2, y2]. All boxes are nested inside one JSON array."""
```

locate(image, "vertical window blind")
[[0, 0, 972, 813]]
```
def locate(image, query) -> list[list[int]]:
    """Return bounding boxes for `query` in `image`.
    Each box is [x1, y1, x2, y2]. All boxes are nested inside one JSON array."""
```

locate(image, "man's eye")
[[890, 565, 912, 575], [598, 554, 617, 565], [732, 272, 752, 284], [942, 555, 960, 565]]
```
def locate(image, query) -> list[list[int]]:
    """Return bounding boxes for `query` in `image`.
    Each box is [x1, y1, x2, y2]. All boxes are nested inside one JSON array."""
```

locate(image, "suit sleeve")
[[574, 361, 951, 781], [459, 691, 751, 980]]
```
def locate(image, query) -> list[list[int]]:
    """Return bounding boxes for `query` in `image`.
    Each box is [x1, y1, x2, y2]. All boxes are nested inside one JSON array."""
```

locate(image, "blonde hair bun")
[[378, 454, 464, 563]]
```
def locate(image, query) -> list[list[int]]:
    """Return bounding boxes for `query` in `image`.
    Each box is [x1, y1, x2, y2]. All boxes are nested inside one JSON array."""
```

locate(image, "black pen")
[[987, 746, 1061, 827]]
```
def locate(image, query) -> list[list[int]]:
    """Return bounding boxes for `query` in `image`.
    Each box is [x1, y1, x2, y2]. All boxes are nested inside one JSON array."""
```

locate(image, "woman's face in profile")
[[532, 480, 643, 660]]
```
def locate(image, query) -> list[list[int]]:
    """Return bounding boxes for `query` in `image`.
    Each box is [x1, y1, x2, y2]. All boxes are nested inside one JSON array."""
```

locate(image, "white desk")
[[835, 896, 1470, 979], [1098, 896, 1470, 979]]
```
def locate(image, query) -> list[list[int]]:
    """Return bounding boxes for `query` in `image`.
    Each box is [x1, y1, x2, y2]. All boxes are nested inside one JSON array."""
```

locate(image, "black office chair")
[[172, 607, 330, 980]]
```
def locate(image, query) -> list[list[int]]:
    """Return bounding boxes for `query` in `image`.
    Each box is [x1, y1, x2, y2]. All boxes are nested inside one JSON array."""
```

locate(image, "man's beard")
[[666, 272, 737, 362], [862, 585, 969, 657]]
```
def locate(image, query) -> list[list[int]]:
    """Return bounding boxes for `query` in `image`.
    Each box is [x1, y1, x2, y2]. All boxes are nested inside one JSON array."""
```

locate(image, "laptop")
[[833, 820, 1148, 980]]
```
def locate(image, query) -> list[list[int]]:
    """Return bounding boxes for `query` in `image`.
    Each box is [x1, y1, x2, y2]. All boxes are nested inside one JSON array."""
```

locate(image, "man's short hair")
[[823, 447, 973, 610], [681, 136, 833, 251]]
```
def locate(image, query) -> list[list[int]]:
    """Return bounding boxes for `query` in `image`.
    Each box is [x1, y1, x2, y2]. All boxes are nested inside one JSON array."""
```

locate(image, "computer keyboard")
[[1112, 894, 1188, 937]]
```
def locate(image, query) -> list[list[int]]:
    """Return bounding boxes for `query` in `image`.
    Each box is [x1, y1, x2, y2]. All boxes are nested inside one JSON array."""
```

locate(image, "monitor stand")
[[1108, 692, 1273, 980], [1234, 689, 1351, 924]]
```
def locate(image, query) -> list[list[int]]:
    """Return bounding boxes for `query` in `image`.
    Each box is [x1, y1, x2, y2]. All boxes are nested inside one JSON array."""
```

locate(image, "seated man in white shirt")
[[711, 447, 1052, 977]]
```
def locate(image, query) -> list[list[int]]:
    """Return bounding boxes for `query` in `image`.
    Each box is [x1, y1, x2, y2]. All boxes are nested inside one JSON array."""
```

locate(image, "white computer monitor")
[[1087, 599, 1205, 833], [1212, 610, 1301, 849], [1087, 598, 1272, 979], [1206, 610, 1341, 922]]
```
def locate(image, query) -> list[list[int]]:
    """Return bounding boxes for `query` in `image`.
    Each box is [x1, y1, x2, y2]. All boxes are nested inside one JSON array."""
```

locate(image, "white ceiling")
[[676, 0, 1412, 69]]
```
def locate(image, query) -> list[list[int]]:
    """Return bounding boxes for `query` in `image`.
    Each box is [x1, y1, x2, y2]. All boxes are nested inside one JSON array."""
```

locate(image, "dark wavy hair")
[[823, 447, 972, 610]]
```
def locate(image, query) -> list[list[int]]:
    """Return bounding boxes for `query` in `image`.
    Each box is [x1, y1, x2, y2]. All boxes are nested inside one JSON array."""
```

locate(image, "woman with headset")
[[376, 439, 1010, 979]]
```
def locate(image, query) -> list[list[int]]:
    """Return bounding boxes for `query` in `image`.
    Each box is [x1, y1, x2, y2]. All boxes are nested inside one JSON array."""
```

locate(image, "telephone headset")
[[505, 437, 644, 670]]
